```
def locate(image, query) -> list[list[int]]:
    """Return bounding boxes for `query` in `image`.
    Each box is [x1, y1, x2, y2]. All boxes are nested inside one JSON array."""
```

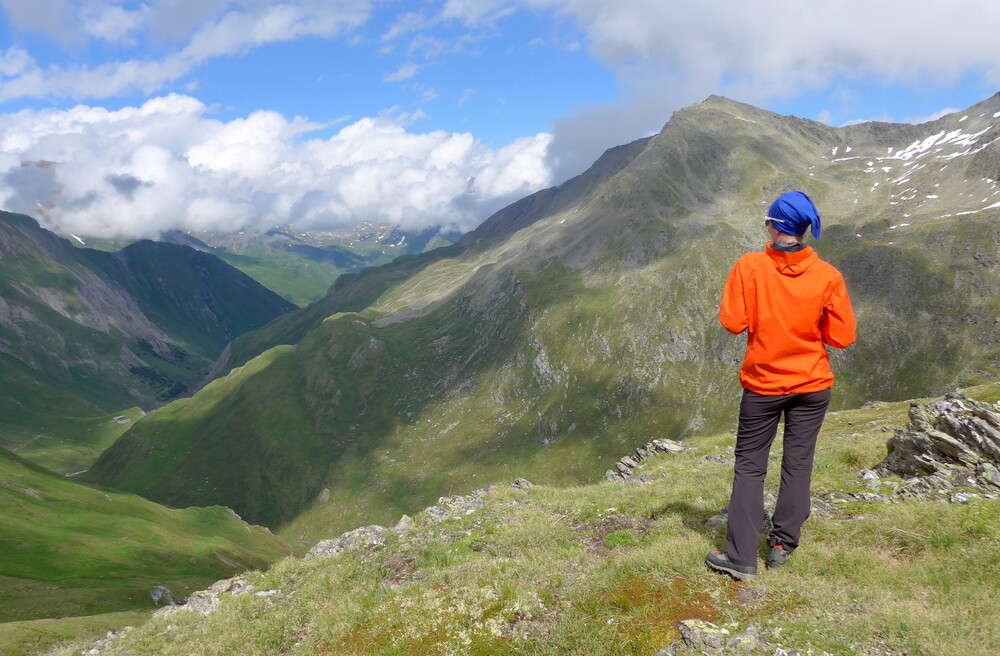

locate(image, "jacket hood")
[[765, 243, 818, 276]]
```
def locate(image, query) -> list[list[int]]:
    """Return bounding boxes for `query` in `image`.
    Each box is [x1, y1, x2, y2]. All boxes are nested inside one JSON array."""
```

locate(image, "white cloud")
[[385, 62, 420, 82], [440, 0, 1000, 178], [82, 4, 150, 44], [0, 95, 554, 238], [382, 10, 428, 41], [0, 46, 34, 77], [903, 107, 960, 125], [0, 1, 373, 101]]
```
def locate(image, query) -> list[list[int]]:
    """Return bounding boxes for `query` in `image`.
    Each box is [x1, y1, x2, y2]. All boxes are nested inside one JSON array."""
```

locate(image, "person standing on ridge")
[[705, 191, 856, 581]]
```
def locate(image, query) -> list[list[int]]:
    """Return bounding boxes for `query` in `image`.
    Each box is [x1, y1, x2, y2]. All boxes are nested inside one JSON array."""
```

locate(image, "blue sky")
[[1, 1, 999, 238]]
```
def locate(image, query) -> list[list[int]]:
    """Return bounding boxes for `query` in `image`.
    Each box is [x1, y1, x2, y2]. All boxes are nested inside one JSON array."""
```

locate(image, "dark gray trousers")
[[725, 388, 832, 567]]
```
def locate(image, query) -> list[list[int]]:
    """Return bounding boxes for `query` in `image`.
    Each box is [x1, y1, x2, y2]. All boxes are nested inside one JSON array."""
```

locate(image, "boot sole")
[[705, 557, 756, 581]]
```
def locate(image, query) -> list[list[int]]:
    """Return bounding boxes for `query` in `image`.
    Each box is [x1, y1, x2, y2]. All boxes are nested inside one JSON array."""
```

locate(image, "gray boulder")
[[874, 393, 1000, 488], [150, 585, 175, 607], [306, 525, 388, 560]]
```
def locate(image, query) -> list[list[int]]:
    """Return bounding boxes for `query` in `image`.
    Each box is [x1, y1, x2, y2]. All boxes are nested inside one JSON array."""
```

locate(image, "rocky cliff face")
[[89, 94, 1000, 536]]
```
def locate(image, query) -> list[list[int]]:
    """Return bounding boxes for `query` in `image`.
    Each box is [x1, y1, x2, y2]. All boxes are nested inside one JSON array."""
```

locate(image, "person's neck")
[[770, 239, 806, 252]]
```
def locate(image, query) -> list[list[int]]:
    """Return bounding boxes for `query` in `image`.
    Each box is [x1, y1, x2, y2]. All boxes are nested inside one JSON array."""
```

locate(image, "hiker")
[[706, 191, 856, 581]]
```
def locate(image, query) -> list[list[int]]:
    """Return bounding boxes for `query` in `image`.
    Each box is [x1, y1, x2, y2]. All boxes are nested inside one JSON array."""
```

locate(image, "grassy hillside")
[[212, 244, 466, 377], [0, 446, 295, 655], [0, 213, 295, 464], [89, 96, 1000, 540], [54, 382, 1000, 656], [0, 406, 144, 475]]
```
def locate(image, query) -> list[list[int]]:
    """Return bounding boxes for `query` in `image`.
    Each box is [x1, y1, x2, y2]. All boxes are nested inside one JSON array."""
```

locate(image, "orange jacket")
[[720, 243, 856, 395]]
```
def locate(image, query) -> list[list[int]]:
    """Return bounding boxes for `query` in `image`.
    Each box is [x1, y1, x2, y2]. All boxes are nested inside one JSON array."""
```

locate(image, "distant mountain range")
[[73, 223, 462, 306], [0, 212, 296, 468], [86, 94, 1000, 537]]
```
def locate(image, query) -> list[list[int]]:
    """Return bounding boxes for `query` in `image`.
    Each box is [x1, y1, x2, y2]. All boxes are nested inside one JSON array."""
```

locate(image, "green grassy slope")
[[180, 225, 458, 306], [89, 96, 1000, 540], [1, 611, 148, 656], [54, 382, 1000, 656], [0, 406, 144, 475], [0, 213, 295, 464], [213, 251, 333, 307], [0, 447, 294, 627], [212, 244, 466, 377]]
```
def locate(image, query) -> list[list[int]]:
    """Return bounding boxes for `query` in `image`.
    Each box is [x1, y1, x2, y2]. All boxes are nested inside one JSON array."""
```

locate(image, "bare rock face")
[[874, 393, 1000, 488]]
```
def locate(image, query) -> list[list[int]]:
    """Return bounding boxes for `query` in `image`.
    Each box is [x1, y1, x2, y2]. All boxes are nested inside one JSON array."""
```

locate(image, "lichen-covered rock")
[[182, 589, 222, 616], [153, 575, 255, 618], [652, 439, 686, 453], [677, 618, 730, 650], [391, 514, 414, 535], [306, 525, 388, 560], [727, 622, 768, 652], [978, 461, 1000, 488], [875, 394, 1000, 482]]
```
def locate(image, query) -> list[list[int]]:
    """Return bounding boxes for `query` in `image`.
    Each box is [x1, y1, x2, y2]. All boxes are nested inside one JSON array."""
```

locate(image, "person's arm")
[[820, 277, 856, 348], [719, 260, 748, 335]]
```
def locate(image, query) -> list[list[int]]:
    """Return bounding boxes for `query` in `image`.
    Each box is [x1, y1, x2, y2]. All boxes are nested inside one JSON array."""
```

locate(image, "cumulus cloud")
[[0, 0, 373, 101], [0, 95, 553, 238], [432, 0, 1000, 178], [82, 3, 150, 44]]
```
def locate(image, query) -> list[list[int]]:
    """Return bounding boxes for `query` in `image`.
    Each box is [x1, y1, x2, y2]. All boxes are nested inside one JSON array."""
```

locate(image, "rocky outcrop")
[[874, 393, 1000, 488], [656, 619, 829, 656], [79, 627, 134, 656], [150, 585, 176, 607], [305, 524, 390, 560], [158, 479, 530, 621], [604, 438, 687, 482], [152, 575, 280, 619]]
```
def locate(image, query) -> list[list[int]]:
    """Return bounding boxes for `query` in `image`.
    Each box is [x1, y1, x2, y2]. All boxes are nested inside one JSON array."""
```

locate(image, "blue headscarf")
[[767, 191, 821, 240]]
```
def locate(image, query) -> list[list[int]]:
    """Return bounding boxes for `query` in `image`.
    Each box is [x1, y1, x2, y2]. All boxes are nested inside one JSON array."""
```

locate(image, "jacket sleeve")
[[719, 260, 748, 335], [819, 277, 856, 348]]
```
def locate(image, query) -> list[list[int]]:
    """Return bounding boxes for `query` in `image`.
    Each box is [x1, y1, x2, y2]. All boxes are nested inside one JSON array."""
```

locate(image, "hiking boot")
[[766, 544, 792, 569], [705, 550, 757, 581]]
